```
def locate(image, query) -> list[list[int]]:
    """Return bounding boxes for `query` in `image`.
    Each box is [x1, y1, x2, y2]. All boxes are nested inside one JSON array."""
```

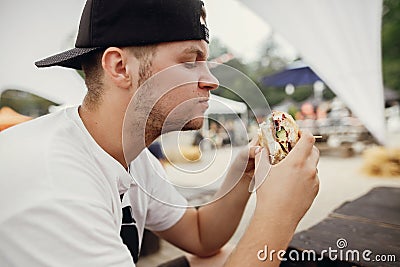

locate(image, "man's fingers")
[[249, 148, 271, 192], [248, 134, 270, 160], [287, 130, 315, 161], [309, 146, 320, 166], [248, 135, 259, 147], [248, 146, 262, 159], [238, 135, 260, 161]]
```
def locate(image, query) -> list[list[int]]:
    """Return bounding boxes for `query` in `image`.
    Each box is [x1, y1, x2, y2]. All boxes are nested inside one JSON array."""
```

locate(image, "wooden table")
[[282, 187, 400, 267]]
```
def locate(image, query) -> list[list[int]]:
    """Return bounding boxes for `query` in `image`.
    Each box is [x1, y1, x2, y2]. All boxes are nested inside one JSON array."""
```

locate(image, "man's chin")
[[182, 118, 204, 131]]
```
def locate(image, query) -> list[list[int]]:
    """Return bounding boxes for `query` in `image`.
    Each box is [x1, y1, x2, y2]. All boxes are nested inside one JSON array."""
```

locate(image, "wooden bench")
[[281, 187, 400, 267]]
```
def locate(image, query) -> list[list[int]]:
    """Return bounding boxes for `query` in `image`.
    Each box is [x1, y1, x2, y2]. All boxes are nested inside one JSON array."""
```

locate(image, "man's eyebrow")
[[182, 46, 207, 59]]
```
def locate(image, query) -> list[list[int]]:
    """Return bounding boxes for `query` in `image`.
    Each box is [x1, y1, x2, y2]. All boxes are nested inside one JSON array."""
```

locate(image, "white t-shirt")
[[0, 107, 187, 267]]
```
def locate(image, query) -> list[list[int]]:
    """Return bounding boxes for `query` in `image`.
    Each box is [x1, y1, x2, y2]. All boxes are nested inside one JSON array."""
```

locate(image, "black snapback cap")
[[35, 0, 209, 70]]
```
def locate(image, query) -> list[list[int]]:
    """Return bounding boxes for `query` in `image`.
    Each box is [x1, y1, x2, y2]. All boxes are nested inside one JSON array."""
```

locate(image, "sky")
[[203, 0, 298, 62]]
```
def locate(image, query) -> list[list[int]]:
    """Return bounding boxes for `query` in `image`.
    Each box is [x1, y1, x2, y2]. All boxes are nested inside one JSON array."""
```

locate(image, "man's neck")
[[78, 103, 131, 169], [78, 102, 160, 169]]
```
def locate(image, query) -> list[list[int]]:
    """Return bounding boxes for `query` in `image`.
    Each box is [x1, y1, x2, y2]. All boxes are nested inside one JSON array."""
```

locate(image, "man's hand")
[[226, 136, 260, 183], [156, 137, 263, 257], [224, 130, 319, 267], [255, 129, 320, 227]]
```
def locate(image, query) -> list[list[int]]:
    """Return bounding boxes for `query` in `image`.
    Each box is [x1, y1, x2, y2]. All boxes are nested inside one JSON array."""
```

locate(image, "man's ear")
[[101, 47, 134, 89]]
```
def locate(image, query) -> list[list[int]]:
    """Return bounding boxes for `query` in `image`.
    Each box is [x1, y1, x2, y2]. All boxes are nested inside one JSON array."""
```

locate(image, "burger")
[[258, 111, 300, 164]]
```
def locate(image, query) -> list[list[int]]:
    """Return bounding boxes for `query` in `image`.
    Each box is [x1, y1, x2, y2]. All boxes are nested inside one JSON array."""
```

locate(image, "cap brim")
[[35, 47, 102, 70]]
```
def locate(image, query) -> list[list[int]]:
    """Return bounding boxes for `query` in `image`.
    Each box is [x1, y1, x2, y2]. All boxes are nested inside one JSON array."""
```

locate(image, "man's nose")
[[198, 63, 219, 91]]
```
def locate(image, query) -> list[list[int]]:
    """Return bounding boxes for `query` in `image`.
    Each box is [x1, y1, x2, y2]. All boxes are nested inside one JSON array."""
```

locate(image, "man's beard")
[[181, 117, 204, 131], [134, 62, 205, 144], [145, 108, 204, 135]]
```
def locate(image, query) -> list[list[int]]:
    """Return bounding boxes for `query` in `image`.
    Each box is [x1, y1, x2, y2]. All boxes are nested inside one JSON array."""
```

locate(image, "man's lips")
[[196, 96, 210, 103], [198, 97, 209, 103], [198, 97, 209, 109]]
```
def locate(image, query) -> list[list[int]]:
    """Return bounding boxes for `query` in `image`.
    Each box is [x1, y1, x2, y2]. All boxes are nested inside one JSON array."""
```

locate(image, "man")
[[0, 0, 319, 266]]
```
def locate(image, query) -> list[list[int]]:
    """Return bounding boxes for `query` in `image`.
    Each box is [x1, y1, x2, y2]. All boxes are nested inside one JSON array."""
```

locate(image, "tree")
[[208, 37, 293, 107], [290, 86, 313, 103], [382, 0, 400, 92], [208, 38, 229, 60], [0, 89, 57, 117], [244, 37, 294, 107]]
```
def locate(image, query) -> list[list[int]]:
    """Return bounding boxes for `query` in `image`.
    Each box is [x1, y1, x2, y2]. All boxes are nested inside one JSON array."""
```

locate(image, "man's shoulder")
[[0, 108, 72, 142], [128, 148, 168, 190], [130, 148, 164, 172], [0, 107, 93, 168]]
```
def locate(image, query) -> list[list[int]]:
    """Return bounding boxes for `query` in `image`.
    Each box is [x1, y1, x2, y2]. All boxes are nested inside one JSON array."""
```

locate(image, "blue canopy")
[[261, 66, 322, 87]]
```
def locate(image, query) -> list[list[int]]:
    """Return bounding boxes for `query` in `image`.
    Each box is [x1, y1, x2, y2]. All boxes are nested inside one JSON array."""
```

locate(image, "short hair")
[[201, 5, 207, 25], [81, 50, 105, 110], [81, 45, 157, 110]]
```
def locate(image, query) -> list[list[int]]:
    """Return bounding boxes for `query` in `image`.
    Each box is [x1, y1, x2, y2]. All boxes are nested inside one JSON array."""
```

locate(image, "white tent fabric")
[[240, 0, 386, 144], [0, 0, 87, 105], [206, 94, 247, 115]]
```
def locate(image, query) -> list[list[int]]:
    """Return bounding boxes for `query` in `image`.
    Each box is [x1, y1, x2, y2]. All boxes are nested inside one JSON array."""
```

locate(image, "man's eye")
[[184, 62, 197, 69]]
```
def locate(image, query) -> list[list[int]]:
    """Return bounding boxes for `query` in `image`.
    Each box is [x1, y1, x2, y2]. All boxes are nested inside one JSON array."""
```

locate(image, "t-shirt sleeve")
[[143, 152, 188, 232]]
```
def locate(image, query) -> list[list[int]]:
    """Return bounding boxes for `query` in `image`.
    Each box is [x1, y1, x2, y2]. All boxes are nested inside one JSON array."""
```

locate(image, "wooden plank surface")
[[287, 187, 400, 267], [290, 217, 400, 266], [333, 187, 400, 226]]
